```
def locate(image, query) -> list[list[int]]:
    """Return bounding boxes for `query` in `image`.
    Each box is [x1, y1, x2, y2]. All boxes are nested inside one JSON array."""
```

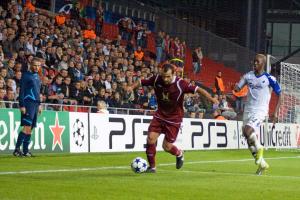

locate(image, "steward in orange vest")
[[134, 46, 144, 61], [25, 0, 36, 12], [83, 25, 97, 40], [213, 71, 225, 95], [55, 14, 66, 26]]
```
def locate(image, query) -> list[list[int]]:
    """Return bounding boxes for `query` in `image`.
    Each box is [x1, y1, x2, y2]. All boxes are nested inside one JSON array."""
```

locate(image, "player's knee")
[[162, 141, 172, 152], [243, 125, 254, 138], [23, 126, 32, 134], [147, 134, 157, 144]]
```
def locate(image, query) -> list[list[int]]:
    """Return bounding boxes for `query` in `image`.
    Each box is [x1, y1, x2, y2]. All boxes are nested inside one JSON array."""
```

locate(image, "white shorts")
[[242, 111, 266, 133]]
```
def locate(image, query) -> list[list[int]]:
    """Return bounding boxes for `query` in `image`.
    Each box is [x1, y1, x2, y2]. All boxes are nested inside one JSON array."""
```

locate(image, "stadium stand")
[[0, 0, 278, 119]]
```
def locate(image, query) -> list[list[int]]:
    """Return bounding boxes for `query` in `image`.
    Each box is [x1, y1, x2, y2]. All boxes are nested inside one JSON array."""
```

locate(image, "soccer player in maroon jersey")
[[130, 63, 218, 172]]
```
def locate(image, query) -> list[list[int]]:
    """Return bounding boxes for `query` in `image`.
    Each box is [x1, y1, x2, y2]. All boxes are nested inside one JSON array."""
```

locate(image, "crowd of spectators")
[[0, 0, 242, 119], [0, 0, 162, 114]]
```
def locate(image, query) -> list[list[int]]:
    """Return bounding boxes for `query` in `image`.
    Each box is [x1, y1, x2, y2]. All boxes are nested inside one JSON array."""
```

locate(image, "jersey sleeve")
[[267, 75, 281, 95], [19, 74, 26, 107], [237, 73, 248, 89], [141, 75, 157, 87], [180, 80, 197, 94]]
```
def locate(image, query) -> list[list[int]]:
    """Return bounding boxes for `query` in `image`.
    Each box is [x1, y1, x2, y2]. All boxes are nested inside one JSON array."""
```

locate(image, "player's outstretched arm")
[[196, 87, 218, 104]]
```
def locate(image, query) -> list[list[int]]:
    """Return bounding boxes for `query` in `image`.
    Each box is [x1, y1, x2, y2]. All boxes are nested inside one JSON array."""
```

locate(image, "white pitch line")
[[159, 155, 300, 167], [0, 156, 299, 177], [159, 169, 300, 180]]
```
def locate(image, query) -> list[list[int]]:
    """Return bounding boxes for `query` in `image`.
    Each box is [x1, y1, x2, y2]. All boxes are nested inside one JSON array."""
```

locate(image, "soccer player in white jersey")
[[234, 54, 281, 175]]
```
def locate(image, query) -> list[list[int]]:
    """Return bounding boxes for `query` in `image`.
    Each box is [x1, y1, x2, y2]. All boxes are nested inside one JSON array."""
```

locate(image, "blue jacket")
[[19, 71, 41, 107]]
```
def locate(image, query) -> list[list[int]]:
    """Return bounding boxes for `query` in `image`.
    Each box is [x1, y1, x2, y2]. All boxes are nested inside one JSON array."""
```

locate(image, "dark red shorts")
[[148, 117, 181, 143]]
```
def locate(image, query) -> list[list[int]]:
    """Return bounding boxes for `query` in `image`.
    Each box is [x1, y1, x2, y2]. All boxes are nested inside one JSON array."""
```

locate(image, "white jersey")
[[237, 71, 281, 116]]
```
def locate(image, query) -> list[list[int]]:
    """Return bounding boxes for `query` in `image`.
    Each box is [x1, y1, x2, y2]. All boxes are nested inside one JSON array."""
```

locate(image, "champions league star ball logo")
[[72, 119, 85, 147]]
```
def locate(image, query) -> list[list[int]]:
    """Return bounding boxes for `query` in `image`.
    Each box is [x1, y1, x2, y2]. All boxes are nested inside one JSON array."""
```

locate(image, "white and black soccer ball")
[[73, 119, 85, 147], [131, 157, 148, 173]]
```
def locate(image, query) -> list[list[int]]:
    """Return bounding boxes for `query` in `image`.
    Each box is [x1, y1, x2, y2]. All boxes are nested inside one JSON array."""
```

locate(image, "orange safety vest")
[[134, 51, 144, 61], [25, 0, 35, 12], [83, 30, 96, 40], [215, 115, 227, 120], [232, 85, 248, 97], [55, 15, 66, 25], [216, 77, 225, 91]]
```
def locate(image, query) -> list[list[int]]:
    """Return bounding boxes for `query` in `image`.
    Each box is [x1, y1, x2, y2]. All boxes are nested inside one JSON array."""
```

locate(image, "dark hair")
[[162, 63, 175, 73]]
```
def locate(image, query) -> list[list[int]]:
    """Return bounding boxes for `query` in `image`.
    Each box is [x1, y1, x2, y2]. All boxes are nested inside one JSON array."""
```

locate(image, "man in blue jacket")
[[13, 58, 42, 157]]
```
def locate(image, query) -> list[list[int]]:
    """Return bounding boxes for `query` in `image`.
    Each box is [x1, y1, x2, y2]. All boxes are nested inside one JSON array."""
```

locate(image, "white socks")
[[248, 133, 261, 149]]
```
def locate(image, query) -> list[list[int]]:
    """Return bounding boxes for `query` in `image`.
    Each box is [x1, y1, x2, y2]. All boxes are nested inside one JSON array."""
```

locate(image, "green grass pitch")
[[0, 149, 299, 200]]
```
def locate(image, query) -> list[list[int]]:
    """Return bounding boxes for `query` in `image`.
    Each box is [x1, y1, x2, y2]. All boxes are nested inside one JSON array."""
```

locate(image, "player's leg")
[[146, 131, 160, 172], [242, 112, 261, 161], [22, 125, 33, 157], [146, 117, 162, 172], [162, 123, 183, 169], [14, 108, 32, 157], [21, 103, 37, 157], [243, 125, 261, 161], [243, 112, 269, 174]]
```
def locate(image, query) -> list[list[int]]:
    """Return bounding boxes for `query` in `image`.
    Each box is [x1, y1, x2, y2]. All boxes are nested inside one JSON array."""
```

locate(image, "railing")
[[0, 101, 155, 115]]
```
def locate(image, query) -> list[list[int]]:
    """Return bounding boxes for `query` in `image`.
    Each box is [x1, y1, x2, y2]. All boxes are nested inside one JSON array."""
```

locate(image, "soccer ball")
[[72, 119, 85, 147], [131, 157, 148, 173]]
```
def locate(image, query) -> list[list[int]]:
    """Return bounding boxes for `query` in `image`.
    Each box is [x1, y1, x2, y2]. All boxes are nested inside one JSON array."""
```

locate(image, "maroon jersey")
[[141, 75, 197, 123]]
